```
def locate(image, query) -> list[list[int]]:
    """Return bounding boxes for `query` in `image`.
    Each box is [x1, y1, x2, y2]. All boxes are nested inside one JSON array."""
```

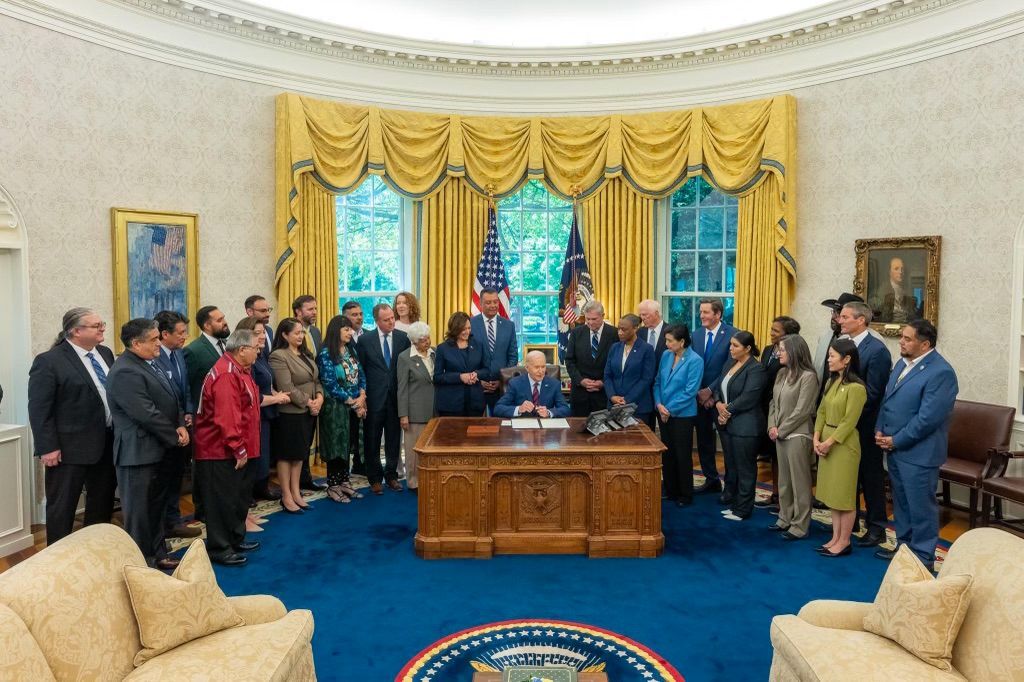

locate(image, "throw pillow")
[[123, 540, 243, 666], [863, 544, 973, 671]]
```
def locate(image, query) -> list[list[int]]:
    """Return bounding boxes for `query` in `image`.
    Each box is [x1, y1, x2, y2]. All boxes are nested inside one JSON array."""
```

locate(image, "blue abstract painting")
[[127, 222, 187, 319]]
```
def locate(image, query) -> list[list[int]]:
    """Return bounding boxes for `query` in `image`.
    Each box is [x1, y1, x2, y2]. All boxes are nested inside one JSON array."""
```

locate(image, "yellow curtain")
[[418, 179, 490, 337], [579, 180, 654, 324], [274, 173, 339, 326], [276, 92, 797, 337]]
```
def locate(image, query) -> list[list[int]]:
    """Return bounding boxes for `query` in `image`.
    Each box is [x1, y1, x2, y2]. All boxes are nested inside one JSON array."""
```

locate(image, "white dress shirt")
[[897, 349, 934, 383], [513, 378, 544, 417], [202, 332, 225, 356], [410, 345, 435, 375], [69, 341, 111, 425], [645, 321, 663, 347], [844, 329, 871, 347]]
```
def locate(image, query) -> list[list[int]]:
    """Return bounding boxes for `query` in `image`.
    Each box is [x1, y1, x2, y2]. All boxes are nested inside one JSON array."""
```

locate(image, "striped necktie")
[[487, 318, 496, 354], [591, 331, 599, 359], [85, 352, 107, 386]]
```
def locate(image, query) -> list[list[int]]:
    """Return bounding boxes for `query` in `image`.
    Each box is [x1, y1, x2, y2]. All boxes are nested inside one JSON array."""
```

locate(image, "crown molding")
[[2, 0, 1023, 112]]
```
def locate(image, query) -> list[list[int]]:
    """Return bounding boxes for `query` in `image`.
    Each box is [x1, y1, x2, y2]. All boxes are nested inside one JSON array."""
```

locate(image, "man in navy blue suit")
[[692, 298, 736, 493], [874, 320, 958, 572], [493, 351, 570, 418], [838, 301, 894, 547], [471, 287, 519, 415], [153, 310, 202, 540]]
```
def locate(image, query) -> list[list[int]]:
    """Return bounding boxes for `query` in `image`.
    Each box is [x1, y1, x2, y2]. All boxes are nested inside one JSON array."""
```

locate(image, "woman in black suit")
[[433, 311, 492, 417], [711, 330, 767, 521]]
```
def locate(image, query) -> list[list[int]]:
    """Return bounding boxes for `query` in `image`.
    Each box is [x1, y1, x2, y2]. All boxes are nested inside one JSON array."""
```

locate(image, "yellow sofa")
[[0, 524, 316, 681], [769, 527, 1024, 681]]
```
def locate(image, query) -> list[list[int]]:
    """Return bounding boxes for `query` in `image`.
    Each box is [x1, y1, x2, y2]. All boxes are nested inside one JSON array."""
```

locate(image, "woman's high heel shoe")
[[282, 505, 304, 515], [821, 544, 852, 557], [340, 482, 363, 499]]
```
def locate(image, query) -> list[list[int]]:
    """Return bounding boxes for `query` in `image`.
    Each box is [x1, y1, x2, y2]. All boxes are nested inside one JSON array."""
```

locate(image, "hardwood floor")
[[0, 458, 1004, 574]]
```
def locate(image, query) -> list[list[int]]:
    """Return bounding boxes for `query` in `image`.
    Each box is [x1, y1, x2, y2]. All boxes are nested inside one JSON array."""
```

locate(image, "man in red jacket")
[[193, 329, 262, 567]]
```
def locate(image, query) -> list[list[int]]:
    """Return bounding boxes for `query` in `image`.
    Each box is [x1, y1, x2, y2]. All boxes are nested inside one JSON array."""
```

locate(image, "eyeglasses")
[[78, 323, 107, 330], [254, 307, 273, 313]]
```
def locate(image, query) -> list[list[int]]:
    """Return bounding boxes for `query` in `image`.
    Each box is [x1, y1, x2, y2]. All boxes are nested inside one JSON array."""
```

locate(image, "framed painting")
[[523, 343, 558, 365], [111, 208, 199, 352], [853, 236, 941, 337]]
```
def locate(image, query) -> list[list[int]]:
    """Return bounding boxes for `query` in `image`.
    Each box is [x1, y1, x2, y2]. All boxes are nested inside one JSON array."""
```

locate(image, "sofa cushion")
[[124, 540, 243, 665], [0, 602, 56, 681], [125, 609, 315, 682], [0, 524, 145, 681], [770, 615, 965, 682], [863, 545, 972, 672]]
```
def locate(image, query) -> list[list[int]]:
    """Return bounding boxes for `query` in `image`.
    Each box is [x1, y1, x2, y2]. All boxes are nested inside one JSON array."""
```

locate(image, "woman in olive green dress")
[[813, 338, 867, 558]]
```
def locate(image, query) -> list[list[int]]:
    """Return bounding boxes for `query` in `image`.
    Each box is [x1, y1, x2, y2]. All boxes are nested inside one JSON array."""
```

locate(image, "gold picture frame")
[[523, 343, 559, 365], [111, 208, 200, 352], [853, 236, 941, 337]]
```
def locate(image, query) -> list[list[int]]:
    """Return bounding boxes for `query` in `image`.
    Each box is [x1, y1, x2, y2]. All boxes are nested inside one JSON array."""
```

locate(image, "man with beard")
[[184, 305, 230, 521], [293, 295, 323, 354], [243, 295, 274, 357], [813, 293, 862, 405]]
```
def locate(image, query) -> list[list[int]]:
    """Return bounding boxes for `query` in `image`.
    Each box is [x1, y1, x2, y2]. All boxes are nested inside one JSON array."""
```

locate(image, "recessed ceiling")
[[248, 0, 836, 47]]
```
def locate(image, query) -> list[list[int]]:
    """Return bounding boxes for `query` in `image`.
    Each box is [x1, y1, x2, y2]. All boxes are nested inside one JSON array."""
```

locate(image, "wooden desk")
[[414, 418, 665, 559]]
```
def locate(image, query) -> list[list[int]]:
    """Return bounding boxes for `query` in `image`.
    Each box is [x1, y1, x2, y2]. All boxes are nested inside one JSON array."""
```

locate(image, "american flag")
[[150, 224, 184, 276], [470, 205, 512, 318], [557, 208, 593, 358]]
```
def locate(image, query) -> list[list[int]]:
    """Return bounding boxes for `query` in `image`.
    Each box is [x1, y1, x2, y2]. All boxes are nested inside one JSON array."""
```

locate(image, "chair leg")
[[968, 488, 978, 528], [941, 480, 951, 506], [995, 497, 1004, 520], [980, 493, 992, 528]]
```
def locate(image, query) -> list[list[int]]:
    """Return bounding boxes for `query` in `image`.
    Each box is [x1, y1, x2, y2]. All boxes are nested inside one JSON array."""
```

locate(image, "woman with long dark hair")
[[433, 311, 491, 417], [711, 329, 767, 521], [813, 338, 867, 557], [269, 317, 323, 513], [316, 315, 366, 503]]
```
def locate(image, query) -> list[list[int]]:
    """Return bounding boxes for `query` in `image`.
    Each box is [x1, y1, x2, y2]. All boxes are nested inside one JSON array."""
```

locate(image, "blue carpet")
[[212, 487, 890, 682]]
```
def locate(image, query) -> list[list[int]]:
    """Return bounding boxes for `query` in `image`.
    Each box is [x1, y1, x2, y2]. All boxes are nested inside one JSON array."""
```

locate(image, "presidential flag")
[[557, 208, 593, 358], [470, 204, 512, 318]]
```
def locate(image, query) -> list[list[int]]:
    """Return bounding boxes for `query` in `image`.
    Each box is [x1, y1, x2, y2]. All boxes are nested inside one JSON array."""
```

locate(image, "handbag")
[[697, 387, 716, 410]]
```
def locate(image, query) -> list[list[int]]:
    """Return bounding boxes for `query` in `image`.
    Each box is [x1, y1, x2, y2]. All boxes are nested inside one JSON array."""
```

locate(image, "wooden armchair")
[[938, 399, 1015, 528], [980, 449, 1024, 531]]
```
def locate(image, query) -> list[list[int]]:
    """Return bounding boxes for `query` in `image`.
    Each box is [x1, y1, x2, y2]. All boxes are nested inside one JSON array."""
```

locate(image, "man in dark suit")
[[564, 300, 617, 417], [28, 308, 118, 545], [357, 303, 410, 494], [244, 294, 275, 357], [182, 305, 229, 519], [293, 294, 323, 354], [471, 287, 519, 414], [691, 298, 737, 493], [153, 311, 201, 540], [107, 318, 188, 569], [494, 351, 570, 418], [838, 301, 894, 548], [637, 299, 669, 430], [875, 320, 958, 572]]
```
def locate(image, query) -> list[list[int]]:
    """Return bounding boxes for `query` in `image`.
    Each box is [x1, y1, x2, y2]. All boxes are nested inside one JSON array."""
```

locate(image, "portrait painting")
[[111, 208, 199, 351], [853, 236, 941, 335], [523, 343, 558, 366]]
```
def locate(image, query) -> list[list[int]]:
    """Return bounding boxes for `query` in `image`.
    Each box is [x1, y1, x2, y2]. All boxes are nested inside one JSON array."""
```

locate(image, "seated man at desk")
[[494, 351, 571, 418]]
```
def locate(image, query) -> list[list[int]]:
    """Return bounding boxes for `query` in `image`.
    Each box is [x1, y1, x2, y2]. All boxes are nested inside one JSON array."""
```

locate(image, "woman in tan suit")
[[269, 317, 324, 513], [396, 321, 435, 492], [767, 334, 819, 540]]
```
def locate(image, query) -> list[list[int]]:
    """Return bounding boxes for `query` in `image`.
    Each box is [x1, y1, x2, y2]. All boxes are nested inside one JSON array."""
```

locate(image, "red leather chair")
[[939, 399, 1015, 527]]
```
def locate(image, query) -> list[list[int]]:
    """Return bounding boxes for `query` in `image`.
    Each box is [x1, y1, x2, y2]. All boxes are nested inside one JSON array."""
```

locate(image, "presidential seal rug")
[[396, 619, 684, 681]]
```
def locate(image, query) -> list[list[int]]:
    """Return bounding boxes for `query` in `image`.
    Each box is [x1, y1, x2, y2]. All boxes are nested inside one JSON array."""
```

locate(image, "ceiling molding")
[[2, 0, 1023, 112]]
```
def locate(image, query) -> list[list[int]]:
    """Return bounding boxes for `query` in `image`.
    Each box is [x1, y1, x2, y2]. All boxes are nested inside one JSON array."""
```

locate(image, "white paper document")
[[539, 419, 570, 429], [500, 420, 513, 426], [510, 419, 542, 429]]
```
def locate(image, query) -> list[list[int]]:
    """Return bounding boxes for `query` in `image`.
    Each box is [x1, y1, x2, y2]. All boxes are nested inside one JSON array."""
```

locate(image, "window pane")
[[498, 191, 520, 210], [521, 295, 549, 333], [548, 191, 572, 210], [698, 252, 724, 291], [346, 207, 373, 250], [548, 211, 572, 250], [375, 211, 399, 250], [725, 206, 738, 249], [665, 297, 694, 331], [374, 255, 399, 291], [503, 251, 523, 291], [346, 182, 372, 205], [698, 208, 725, 249], [722, 297, 735, 326], [373, 178, 398, 208], [348, 251, 373, 291], [671, 209, 696, 249], [547, 253, 562, 290], [725, 252, 737, 293], [700, 182, 726, 206], [671, 252, 696, 291], [522, 252, 547, 291], [671, 179, 697, 207], [522, 212, 546, 251], [522, 181, 548, 210], [499, 212, 521, 248]]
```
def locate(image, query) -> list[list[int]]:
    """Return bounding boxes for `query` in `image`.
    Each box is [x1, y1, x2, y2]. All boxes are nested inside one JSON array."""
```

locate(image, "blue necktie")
[[487, 318, 496, 355], [85, 352, 107, 386], [148, 361, 172, 390], [705, 331, 714, 363], [166, 350, 182, 386], [383, 334, 391, 368], [591, 331, 599, 359]]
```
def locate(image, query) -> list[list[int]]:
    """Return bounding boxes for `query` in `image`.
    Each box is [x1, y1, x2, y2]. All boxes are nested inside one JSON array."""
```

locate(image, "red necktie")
[[532, 382, 540, 405]]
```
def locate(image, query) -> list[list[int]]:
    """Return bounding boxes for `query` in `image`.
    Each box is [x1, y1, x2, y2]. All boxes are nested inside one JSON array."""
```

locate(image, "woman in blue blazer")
[[433, 311, 493, 416], [604, 314, 656, 421], [653, 324, 704, 506]]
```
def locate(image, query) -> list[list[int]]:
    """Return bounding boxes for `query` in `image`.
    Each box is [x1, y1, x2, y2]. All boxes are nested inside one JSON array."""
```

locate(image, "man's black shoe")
[[695, 479, 722, 494], [254, 487, 282, 502], [212, 553, 247, 567], [812, 498, 828, 510], [856, 531, 886, 548], [874, 548, 896, 561], [234, 541, 261, 553], [301, 480, 327, 492]]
